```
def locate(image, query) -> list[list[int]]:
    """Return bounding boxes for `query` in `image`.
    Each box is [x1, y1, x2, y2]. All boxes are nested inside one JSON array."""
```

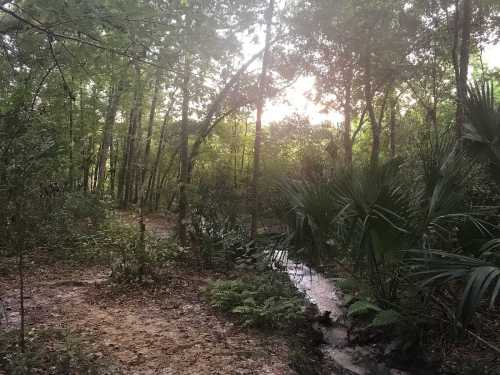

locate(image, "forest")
[[1, 0, 500, 374]]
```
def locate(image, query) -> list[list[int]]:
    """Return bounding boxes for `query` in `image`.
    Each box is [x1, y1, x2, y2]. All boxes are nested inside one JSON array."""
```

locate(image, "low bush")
[[110, 229, 186, 284], [205, 272, 305, 329]]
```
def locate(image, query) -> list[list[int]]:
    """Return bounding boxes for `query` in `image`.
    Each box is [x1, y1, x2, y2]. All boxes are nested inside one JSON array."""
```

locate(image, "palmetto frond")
[[407, 244, 500, 324], [410, 130, 491, 245], [465, 81, 500, 187]]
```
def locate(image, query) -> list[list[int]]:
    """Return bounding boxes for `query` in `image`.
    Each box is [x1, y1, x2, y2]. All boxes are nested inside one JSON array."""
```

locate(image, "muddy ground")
[[0, 212, 297, 375]]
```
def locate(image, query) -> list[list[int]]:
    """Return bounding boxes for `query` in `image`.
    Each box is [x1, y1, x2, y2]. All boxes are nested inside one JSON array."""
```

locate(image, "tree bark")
[[142, 69, 162, 185], [96, 78, 125, 195], [363, 52, 380, 168], [120, 65, 143, 207], [390, 103, 397, 158], [250, 0, 274, 240], [233, 119, 238, 189], [240, 118, 249, 179], [68, 97, 74, 190], [178, 54, 191, 245], [343, 60, 353, 167], [455, 0, 472, 139], [146, 90, 176, 207]]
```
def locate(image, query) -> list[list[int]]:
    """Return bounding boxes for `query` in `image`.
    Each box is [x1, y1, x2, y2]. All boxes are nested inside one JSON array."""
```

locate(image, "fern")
[[347, 300, 381, 317], [369, 309, 402, 327]]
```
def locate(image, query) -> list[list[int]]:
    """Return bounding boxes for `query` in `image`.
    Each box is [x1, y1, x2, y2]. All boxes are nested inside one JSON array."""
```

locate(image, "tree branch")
[[0, 5, 178, 73]]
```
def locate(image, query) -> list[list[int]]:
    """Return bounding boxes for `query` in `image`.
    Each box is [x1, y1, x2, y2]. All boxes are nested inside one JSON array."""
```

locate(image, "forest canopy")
[[1, 0, 500, 374]]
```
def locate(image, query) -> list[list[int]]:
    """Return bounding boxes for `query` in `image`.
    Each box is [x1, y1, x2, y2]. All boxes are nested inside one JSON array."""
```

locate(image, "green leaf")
[[347, 300, 381, 317], [369, 309, 401, 327]]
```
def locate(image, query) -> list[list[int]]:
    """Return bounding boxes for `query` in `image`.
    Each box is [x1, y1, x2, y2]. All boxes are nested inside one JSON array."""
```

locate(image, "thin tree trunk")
[[233, 119, 238, 189], [96, 78, 125, 195], [18, 235, 25, 352], [363, 52, 380, 168], [120, 66, 143, 208], [109, 137, 116, 199], [343, 61, 353, 167], [455, 0, 472, 139], [142, 69, 162, 185], [431, 52, 439, 133], [250, 0, 274, 240], [83, 141, 90, 193], [147, 91, 177, 207], [146, 114, 167, 206], [390, 104, 396, 158], [156, 150, 178, 210], [68, 98, 74, 190], [79, 84, 84, 191], [240, 118, 248, 178], [178, 54, 191, 245], [92, 149, 99, 192]]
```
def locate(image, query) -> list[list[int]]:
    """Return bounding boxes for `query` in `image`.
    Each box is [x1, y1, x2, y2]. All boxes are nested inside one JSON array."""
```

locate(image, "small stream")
[[275, 252, 408, 375]]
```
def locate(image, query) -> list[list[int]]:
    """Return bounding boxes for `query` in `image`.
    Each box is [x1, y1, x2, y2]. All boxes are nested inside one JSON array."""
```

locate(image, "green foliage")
[[110, 230, 184, 284], [0, 329, 112, 374], [407, 246, 500, 325], [369, 309, 402, 328], [38, 192, 109, 252], [347, 300, 382, 317], [205, 273, 305, 329], [284, 128, 500, 330], [283, 160, 410, 302], [465, 81, 500, 187], [190, 182, 253, 269]]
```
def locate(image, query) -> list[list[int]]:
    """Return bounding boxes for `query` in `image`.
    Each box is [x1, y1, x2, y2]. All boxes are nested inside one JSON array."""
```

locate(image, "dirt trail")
[[0, 212, 295, 374]]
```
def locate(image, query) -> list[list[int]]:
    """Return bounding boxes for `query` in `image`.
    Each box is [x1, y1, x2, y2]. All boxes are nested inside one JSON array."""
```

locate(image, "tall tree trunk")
[[250, 0, 274, 240], [83, 142, 90, 193], [430, 52, 439, 133], [147, 91, 177, 207], [68, 98, 74, 190], [363, 52, 380, 168], [142, 69, 162, 186], [120, 66, 143, 208], [178, 54, 191, 245], [389, 103, 397, 158], [233, 119, 238, 189], [17, 223, 25, 353], [156, 152, 178, 210], [343, 61, 353, 167], [109, 137, 116, 199], [146, 113, 168, 206], [240, 118, 248, 178], [455, 0, 472, 139], [96, 78, 125, 195], [79, 84, 84, 191]]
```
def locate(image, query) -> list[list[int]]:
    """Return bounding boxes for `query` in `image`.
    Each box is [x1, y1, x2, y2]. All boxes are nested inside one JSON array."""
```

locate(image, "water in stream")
[[276, 253, 408, 375]]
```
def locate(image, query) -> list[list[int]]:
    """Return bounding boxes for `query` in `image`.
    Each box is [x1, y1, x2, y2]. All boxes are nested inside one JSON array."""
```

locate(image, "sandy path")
[[0, 212, 295, 374]]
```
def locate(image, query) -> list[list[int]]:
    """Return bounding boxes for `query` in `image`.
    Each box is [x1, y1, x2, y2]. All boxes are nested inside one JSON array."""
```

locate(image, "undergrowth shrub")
[[41, 192, 108, 248], [205, 272, 305, 329], [0, 328, 113, 374], [33, 214, 136, 266], [336, 276, 428, 361], [110, 230, 185, 284]]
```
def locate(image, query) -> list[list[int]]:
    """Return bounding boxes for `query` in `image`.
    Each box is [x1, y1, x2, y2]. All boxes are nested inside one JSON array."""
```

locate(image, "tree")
[[250, 0, 275, 240]]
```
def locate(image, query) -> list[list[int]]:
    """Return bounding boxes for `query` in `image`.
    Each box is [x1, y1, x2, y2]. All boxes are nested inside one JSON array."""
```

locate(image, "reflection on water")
[[286, 262, 343, 318], [272, 251, 343, 318], [273, 251, 408, 375]]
